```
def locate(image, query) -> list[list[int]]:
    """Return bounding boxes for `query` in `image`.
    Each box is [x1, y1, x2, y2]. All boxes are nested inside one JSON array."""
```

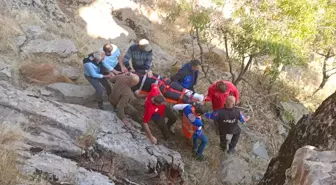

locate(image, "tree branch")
[[221, 28, 235, 82], [241, 77, 260, 94]]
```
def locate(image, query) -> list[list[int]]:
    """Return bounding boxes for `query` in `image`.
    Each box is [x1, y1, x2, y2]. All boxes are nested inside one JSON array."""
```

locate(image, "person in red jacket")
[[204, 80, 239, 111], [143, 84, 177, 144]]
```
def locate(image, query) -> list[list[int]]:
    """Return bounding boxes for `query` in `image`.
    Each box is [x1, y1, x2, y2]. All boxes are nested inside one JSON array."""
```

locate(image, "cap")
[[138, 39, 152, 52]]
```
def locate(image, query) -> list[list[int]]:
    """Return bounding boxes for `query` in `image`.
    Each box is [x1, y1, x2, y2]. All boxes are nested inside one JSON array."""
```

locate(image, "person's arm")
[[170, 70, 184, 82], [108, 75, 121, 83], [239, 111, 250, 125], [123, 47, 133, 69], [231, 84, 240, 104], [204, 84, 215, 102], [143, 123, 157, 144], [172, 104, 189, 111], [84, 63, 104, 78], [144, 51, 153, 70], [134, 90, 148, 99], [116, 95, 131, 126], [205, 111, 219, 120], [101, 61, 114, 72]]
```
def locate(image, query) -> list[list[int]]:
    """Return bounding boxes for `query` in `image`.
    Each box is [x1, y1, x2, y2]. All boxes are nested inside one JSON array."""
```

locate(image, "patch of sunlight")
[[79, 0, 136, 40]]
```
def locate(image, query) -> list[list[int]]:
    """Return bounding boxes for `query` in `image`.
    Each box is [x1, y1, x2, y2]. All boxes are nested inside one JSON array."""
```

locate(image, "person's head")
[[152, 95, 166, 105], [225, 96, 236, 108], [93, 50, 105, 62], [103, 44, 113, 56], [194, 103, 207, 116], [190, 59, 201, 71], [126, 72, 140, 87], [138, 39, 152, 52], [217, 81, 227, 93]]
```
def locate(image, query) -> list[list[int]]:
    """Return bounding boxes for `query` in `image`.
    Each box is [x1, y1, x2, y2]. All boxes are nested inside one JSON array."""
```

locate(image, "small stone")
[[252, 141, 269, 160], [40, 89, 52, 96]]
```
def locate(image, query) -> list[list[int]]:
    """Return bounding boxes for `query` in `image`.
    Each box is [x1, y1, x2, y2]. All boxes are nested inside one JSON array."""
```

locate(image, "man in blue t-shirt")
[[205, 96, 250, 154], [101, 44, 125, 74], [173, 103, 208, 161]]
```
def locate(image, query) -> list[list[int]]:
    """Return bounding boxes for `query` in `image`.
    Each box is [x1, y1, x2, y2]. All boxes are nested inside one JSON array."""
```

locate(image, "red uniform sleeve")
[[226, 82, 240, 103], [205, 83, 215, 102]]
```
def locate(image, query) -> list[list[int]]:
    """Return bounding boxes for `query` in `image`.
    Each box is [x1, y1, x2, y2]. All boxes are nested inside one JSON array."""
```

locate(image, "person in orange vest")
[[173, 103, 208, 161]]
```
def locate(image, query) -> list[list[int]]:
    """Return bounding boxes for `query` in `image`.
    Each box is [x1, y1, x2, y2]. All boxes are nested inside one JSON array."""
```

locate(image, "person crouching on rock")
[[83, 50, 114, 110], [108, 72, 142, 127], [173, 102, 208, 161], [205, 96, 249, 154], [143, 84, 177, 144]]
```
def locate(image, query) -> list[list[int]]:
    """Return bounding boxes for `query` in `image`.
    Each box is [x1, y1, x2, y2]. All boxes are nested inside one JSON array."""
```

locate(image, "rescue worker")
[[170, 59, 201, 91], [131, 72, 204, 103], [101, 43, 124, 75], [204, 80, 240, 111], [143, 84, 177, 144], [122, 39, 153, 76], [173, 103, 208, 161], [108, 72, 142, 127], [205, 96, 249, 154], [83, 50, 114, 110]]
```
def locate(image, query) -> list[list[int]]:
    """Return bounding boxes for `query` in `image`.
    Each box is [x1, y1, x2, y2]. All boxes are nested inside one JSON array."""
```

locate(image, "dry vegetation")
[[0, 124, 23, 185]]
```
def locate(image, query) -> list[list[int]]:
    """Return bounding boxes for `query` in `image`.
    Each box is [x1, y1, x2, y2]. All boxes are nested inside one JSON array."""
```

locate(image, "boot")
[[98, 101, 104, 110]]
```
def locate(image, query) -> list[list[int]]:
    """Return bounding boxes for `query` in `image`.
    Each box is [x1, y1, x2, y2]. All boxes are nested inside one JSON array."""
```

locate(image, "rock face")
[[23, 153, 115, 185], [46, 83, 96, 104], [277, 100, 310, 125], [0, 81, 184, 184], [252, 141, 269, 160], [221, 156, 252, 184], [284, 146, 336, 185], [259, 92, 336, 185], [0, 59, 12, 82], [21, 39, 78, 57], [57, 65, 81, 80]]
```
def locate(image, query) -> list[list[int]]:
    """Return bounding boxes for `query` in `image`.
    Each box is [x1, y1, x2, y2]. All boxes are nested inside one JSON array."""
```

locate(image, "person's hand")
[[147, 70, 153, 78], [150, 136, 157, 144], [121, 66, 128, 73], [130, 68, 135, 73], [123, 119, 130, 127], [114, 70, 122, 75], [205, 112, 211, 119]]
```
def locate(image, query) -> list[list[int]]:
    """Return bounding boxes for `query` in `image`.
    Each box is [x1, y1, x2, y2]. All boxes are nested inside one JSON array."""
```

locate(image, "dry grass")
[[0, 124, 23, 185], [19, 63, 74, 85]]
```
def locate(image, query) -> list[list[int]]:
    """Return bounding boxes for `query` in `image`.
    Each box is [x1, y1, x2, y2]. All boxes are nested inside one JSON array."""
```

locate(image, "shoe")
[[195, 154, 206, 161], [227, 148, 236, 154], [98, 102, 104, 110]]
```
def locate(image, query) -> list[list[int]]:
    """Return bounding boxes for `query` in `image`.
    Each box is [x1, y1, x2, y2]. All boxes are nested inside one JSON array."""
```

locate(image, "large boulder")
[[46, 82, 96, 104], [277, 100, 309, 125], [21, 39, 78, 57], [221, 156, 252, 185], [23, 153, 115, 185], [0, 81, 184, 184], [56, 65, 81, 80], [284, 146, 336, 185]]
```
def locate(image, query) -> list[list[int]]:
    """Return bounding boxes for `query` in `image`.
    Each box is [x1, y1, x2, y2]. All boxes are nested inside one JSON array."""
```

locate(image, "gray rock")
[[252, 141, 269, 160], [21, 39, 77, 57], [46, 83, 96, 104], [151, 43, 175, 71], [284, 146, 336, 185], [57, 65, 81, 80], [277, 124, 288, 136], [33, 0, 43, 6], [40, 88, 52, 96], [0, 81, 184, 183], [278, 100, 309, 125], [22, 25, 46, 39], [10, 35, 27, 48], [0, 60, 11, 82], [22, 152, 115, 185], [221, 156, 252, 184]]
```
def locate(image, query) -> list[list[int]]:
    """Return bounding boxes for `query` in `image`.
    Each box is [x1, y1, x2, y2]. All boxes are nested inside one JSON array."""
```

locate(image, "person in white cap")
[[123, 39, 153, 77]]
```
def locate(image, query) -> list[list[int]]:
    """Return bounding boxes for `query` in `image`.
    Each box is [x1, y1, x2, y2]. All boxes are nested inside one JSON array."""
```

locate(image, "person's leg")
[[85, 76, 105, 109], [218, 125, 228, 151], [98, 78, 112, 97], [192, 136, 198, 153], [153, 119, 170, 140], [229, 127, 241, 153], [196, 132, 208, 156], [164, 105, 177, 131], [125, 104, 142, 124]]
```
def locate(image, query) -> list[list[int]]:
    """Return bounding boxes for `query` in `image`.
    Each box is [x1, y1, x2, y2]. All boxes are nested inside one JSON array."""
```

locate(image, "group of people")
[[83, 39, 250, 161]]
